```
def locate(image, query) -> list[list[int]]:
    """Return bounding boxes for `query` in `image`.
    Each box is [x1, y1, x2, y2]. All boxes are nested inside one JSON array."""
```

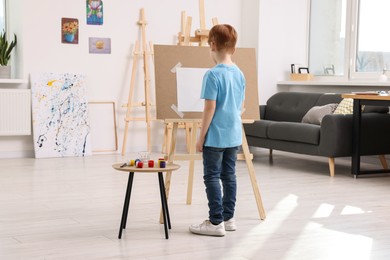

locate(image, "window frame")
[[308, 0, 384, 81], [348, 0, 385, 80], [0, 0, 5, 33]]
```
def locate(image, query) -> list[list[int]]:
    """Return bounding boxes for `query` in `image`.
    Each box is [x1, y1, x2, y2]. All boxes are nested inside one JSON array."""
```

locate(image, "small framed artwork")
[[291, 64, 308, 74], [87, 0, 104, 25], [323, 64, 335, 75], [61, 18, 79, 44], [89, 37, 111, 54], [298, 67, 310, 74]]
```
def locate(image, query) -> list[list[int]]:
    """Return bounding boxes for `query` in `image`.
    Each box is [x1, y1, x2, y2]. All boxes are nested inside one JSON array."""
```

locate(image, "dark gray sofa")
[[244, 92, 390, 176]]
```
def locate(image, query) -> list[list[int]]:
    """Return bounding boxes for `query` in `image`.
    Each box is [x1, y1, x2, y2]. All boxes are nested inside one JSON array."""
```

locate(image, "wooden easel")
[[162, 0, 218, 154], [122, 8, 154, 155], [163, 119, 266, 220], [178, 0, 218, 46]]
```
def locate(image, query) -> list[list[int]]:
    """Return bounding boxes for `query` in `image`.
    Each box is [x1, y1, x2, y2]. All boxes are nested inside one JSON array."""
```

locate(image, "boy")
[[189, 24, 245, 237]]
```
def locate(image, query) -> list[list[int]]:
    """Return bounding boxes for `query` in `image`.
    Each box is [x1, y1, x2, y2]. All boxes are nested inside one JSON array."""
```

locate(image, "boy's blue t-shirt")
[[200, 63, 246, 148]]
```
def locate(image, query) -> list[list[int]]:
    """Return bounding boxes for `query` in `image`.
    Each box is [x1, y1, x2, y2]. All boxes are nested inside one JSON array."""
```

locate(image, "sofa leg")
[[269, 149, 273, 159], [328, 158, 335, 177], [379, 155, 388, 169]]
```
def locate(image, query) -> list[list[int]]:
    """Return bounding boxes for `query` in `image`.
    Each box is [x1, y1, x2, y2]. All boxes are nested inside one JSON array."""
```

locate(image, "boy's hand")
[[196, 138, 204, 152]]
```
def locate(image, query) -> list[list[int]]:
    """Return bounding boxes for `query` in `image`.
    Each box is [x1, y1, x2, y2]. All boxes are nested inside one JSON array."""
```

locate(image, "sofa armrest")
[[260, 105, 266, 119], [320, 113, 390, 157], [319, 114, 353, 157]]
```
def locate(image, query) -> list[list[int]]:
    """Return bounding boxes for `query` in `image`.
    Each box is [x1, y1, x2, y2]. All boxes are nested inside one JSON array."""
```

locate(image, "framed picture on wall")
[[86, 0, 104, 25], [61, 18, 79, 44], [89, 37, 111, 54]]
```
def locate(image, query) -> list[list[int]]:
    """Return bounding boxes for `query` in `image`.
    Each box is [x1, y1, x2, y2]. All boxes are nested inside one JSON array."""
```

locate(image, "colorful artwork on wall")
[[31, 72, 92, 158], [61, 18, 79, 44], [87, 0, 103, 25], [89, 37, 111, 54]]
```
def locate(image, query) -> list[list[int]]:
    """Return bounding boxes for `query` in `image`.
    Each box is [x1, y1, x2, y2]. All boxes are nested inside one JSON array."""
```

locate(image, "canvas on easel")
[[154, 45, 260, 120]]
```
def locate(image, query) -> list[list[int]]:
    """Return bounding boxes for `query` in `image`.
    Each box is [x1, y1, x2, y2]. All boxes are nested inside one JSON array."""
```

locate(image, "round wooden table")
[[112, 163, 180, 239]]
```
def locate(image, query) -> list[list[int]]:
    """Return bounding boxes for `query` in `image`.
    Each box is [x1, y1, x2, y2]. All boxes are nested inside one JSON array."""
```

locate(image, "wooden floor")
[[1, 149, 390, 260]]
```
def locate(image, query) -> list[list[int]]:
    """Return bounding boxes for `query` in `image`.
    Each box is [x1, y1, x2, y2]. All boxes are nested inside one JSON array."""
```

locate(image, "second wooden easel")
[[122, 8, 154, 155]]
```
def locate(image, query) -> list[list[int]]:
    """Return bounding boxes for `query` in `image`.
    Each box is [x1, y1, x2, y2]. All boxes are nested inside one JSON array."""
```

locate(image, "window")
[[0, 0, 4, 32], [355, 0, 390, 73], [309, 0, 390, 79], [309, 0, 347, 77]]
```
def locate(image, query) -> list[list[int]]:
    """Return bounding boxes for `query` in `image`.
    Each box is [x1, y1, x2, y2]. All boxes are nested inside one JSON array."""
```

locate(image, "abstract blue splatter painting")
[[31, 72, 91, 158]]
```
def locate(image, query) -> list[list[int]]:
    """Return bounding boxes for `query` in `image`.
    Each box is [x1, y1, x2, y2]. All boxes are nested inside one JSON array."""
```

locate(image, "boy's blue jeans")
[[202, 146, 239, 225]]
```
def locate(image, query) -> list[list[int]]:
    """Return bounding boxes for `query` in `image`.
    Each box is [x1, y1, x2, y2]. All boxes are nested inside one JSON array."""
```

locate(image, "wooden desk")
[[342, 93, 390, 177], [112, 163, 180, 239]]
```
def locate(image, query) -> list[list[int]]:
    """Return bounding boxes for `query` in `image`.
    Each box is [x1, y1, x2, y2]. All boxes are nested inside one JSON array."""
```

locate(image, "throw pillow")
[[333, 98, 353, 114], [301, 103, 339, 125]]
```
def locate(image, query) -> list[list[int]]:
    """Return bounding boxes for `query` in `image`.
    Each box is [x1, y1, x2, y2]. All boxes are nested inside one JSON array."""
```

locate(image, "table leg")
[[352, 99, 361, 177], [118, 172, 134, 239], [160, 173, 171, 229], [158, 172, 170, 239]]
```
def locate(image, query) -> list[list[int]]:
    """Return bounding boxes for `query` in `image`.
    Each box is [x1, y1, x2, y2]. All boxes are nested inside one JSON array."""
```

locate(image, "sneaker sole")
[[189, 228, 225, 237]]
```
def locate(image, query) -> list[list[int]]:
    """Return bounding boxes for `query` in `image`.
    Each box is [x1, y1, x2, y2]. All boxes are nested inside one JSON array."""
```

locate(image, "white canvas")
[[176, 67, 209, 112], [31, 72, 92, 158]]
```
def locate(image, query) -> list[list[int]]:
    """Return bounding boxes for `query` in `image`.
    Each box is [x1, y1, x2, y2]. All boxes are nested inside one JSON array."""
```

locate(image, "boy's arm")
[[196, 99, 216, 152]]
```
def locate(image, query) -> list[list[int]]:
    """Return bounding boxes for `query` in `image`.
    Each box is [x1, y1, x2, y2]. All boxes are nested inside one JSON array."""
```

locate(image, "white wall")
[[1, 0, 313, 158], [258, 0, 309, 104], [1, 0, 247, 158]]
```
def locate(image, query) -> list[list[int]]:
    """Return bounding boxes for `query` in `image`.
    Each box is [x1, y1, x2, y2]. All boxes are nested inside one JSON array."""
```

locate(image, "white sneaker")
[[224, 218, 236, 231], [189, 220, 226, 237]]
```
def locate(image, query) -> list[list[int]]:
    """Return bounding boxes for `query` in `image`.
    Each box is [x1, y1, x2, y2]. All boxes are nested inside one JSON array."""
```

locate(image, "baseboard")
[[0, 144, 189, 159], [0, 150, 35, 159]]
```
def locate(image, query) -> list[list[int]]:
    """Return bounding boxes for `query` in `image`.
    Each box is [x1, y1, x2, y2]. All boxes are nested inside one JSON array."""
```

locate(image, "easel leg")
[[121, 41, 139, 156], [162, 123, 172, 154], [147, 121, 152, 152], [241, 125, 266, 220], [160, 122, 178, 223], [186, 123, 198, 205], [121, 121, 130, 156], [185, 122, 192, 153]]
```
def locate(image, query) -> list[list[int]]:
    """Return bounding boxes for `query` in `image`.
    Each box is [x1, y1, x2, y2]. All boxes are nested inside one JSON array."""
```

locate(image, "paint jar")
[[158, 158, 164, 167], [148, 160, 154, 167], [136, 161, 144, 168], [160, 161, 166, 168]]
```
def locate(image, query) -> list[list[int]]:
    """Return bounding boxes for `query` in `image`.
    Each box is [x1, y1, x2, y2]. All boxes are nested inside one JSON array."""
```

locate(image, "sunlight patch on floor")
[[341, 205, 367, 215], [285, 222, 373, 260], [222, 194, 299, 258], [312, 203, 335, 218]]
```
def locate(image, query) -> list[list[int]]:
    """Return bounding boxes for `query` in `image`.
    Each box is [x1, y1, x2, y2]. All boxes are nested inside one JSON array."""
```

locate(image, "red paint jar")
[[148, 160, 154, 167], [136, 161, 144, 168]]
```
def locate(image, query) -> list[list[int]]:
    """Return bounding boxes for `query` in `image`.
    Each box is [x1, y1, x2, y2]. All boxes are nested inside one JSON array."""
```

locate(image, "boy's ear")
[[210, 41, 217, 51]]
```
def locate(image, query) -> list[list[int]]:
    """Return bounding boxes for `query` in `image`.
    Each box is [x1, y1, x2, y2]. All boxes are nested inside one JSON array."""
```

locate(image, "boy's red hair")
[[208, 24, 237, 53]]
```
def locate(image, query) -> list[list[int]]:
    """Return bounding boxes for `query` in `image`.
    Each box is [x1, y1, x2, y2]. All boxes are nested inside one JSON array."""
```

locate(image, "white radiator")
[[0, 89, 31, 136]]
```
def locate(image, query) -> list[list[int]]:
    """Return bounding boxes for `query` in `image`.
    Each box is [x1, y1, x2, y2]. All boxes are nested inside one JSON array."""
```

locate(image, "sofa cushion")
[[244, 120, 274, 138], [315, 93, 343, 106], [301, 103, 338, 125], [334, 98, 354, 114], [265, 92, 322, 122], [267, 122, 320, 145]]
